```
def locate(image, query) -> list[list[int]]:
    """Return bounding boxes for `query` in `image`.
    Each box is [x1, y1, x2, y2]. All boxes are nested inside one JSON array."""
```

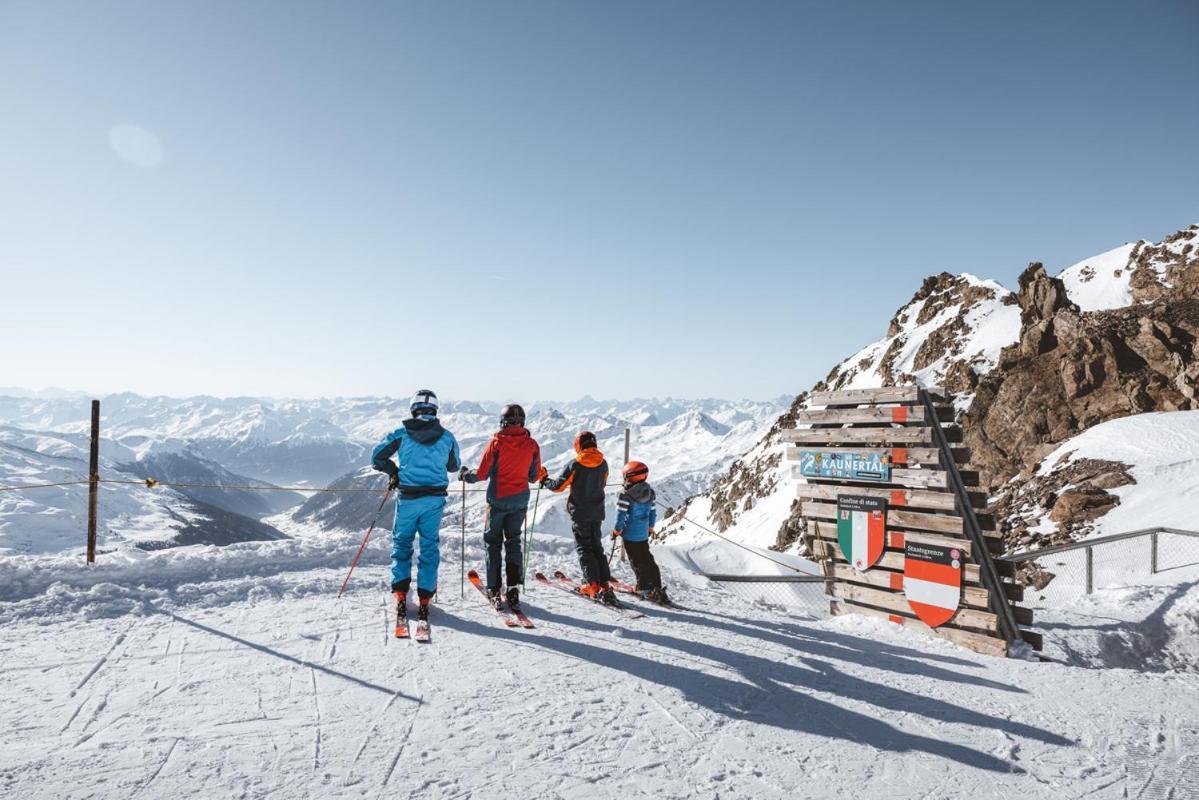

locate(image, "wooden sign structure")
[[785, 386, 1040, 657]]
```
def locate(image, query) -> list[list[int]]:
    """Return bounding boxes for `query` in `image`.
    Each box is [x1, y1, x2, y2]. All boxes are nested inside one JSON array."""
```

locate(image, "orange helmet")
[[574, 431, 597, 453], [622, 461, 649, 483]]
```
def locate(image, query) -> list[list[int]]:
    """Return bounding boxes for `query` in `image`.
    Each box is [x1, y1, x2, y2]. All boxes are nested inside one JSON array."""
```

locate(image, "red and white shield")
[[903, 541, 962, 628]]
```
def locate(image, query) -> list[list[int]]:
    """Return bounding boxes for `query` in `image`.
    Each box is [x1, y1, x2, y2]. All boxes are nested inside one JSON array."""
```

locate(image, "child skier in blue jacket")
[[612, 460, 669, 605], [371, 389, 461, 631]]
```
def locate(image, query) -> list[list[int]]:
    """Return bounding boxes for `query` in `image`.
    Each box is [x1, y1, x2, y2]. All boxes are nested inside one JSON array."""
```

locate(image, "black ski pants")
[[571, 518, 611, 586], [624, 539, 662, 592], [483, 504, 526, 590]]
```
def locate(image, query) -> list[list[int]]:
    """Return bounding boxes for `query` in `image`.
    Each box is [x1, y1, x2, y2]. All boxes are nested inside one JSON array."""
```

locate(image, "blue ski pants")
[[390, 494, 446, 598]]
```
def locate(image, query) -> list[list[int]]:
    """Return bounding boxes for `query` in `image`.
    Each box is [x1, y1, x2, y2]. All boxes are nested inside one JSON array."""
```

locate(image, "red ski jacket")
[[469, 426, 542, 507]]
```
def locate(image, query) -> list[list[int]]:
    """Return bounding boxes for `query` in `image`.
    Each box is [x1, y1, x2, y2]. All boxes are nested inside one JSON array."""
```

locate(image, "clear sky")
[[2, 1, 1197, 401]]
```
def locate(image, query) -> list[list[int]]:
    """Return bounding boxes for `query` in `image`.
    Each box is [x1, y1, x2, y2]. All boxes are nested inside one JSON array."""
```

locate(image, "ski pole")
[[460, 481, 466, 600], [337, 487, 393, 599], [523, 483, 541, 583], [607, 534, 619, 567]]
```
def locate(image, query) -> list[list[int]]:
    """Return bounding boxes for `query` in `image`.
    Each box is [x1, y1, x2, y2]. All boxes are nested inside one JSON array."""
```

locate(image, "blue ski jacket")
[[614, 481, 656, 542], [371, 416, 461, 499]]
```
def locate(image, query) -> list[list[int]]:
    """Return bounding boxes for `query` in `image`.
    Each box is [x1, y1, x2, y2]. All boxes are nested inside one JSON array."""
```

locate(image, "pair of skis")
[[394, 608, 431, 643], [535, 570, 645, 619], [467, 569, 535, 629]]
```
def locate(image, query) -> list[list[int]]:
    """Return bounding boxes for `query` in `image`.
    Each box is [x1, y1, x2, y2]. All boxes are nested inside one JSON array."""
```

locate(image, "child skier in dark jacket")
[[612, 461, 669, 605], [541, 431, 616, 605]]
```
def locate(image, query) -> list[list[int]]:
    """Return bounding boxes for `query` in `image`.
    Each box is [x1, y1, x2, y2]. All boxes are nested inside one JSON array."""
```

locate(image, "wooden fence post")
[[87, 399, 100, 564], [1150, 531, 1159, 575]]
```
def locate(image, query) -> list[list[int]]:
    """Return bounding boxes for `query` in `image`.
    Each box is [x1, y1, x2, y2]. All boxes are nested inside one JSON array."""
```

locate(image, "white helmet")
[[410, 389, 439, 417]]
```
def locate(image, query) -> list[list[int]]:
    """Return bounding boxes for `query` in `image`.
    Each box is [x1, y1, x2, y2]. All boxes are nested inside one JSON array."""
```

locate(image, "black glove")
[[539, 477, 552, 489], [458, 467, 471, 482], [387, 474, 399, 491]]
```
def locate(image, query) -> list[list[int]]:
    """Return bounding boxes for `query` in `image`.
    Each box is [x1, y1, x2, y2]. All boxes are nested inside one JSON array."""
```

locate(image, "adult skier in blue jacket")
[[371, 389, 461, 629]]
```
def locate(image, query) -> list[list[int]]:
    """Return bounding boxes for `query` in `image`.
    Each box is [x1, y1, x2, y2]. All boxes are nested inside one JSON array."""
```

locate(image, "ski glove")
[[458, 467, 476, 483], [536, 465, 548, 482], [611, 529, 623, 540], [387, 474, 400, 492]]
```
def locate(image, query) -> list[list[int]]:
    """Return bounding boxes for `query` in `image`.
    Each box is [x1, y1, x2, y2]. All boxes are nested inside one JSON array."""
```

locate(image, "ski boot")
[[394, 591, 408, 638], [577, 582, 601, 600], [486, 587, 505, 612], [647, 586, 670, 606], [417, 598, 430, 622], [597, 585, 621, 607], [505, 587, 522, 614]]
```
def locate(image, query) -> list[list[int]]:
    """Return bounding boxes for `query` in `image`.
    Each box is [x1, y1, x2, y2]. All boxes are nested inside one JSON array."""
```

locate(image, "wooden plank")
[[783, 428, 934, 445], [790, 465, 949, 490], [826, 562, 993, 609], [824, 562, 1034, 625], [810, 519, 974, 556], [795, 406, 927, 424], [829, 582, 1000, 633], [786, 445, 968, 467], [1019, 628, 1044, 652], [816, 544, 983, 583], [829, 601, 1008, 657], [809, 386, 945, 406], [795, 482, 982, 513], [803, 500, 960, 536], [802, 500, 999, 538]]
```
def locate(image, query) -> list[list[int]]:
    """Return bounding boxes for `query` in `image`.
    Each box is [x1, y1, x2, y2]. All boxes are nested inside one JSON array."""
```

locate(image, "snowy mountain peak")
[[1057, 223, 1199, 312], [830, 271, 1020, 400]]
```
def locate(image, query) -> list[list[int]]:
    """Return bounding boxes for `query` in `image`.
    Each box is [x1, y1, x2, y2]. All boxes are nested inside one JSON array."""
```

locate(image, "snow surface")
[[1057, 243, 1136, 312], [1034, 411, 1199, 538], [2, 530, 1198, 799]]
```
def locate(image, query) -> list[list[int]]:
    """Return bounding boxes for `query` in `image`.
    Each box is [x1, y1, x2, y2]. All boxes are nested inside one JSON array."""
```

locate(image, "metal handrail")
[[919, 389, 1022, 645], [998, 527, 1199, 562]]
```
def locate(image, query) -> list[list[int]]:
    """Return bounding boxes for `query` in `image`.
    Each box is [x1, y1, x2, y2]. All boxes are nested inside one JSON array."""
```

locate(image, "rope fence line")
[[653, 498, 807, 574], [0, 480, 91, 493]]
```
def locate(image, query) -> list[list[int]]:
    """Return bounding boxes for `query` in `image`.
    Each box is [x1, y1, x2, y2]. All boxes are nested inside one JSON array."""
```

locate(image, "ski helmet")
[[500, 403, 526, 428], [409, 389, 439, 417], [622, 461, 649, 484], [574, 431, 597, 453]]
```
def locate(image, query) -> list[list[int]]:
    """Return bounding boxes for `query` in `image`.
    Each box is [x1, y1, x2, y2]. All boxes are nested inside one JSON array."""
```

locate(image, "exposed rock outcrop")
[[965, 262, 1199, 492]]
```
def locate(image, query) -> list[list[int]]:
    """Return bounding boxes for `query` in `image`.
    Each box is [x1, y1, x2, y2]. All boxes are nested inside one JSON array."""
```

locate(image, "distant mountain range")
[[0, 394, 785, 555]]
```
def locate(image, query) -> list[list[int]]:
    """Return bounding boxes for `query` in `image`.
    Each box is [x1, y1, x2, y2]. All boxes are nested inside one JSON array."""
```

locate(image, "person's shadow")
[[437, 603, 1071, 774]]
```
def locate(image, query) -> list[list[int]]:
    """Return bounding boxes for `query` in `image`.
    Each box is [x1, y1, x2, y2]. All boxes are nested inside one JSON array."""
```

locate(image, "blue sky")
[[2, 1, 1196, 401]]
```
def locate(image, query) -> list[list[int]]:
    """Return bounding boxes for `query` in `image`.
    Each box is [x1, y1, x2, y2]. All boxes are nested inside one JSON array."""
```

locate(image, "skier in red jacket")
[[460, 404, 544, 612]]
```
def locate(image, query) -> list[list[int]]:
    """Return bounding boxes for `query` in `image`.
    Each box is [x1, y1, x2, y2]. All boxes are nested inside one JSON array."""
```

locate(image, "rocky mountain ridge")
[[662, 223, 1199, 554]]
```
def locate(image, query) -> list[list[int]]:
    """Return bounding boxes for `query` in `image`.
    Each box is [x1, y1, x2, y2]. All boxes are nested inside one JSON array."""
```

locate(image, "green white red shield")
[[836, 495, 886, 571], [903, 541, 963, 627]]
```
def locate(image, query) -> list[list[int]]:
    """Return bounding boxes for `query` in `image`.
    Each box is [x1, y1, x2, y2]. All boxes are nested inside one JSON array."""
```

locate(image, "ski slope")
[[2, 532, 1197, 799]]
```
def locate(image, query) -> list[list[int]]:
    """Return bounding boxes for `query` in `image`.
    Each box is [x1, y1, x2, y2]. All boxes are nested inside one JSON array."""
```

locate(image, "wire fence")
[[700, 574, 831, 618], [1001, 527, 1199, 606]]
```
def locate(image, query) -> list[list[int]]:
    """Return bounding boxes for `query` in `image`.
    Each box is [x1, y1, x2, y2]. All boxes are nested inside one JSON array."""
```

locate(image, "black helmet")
[[500, 403, 526, 428], [574, 431, 597, 453]]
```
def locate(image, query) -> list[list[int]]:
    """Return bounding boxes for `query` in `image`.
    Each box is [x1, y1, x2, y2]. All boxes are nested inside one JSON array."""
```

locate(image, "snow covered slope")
[[1058, 224, 1199, 311], [1, 535, 1196, 799], [993, 411, 1199, 548]]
